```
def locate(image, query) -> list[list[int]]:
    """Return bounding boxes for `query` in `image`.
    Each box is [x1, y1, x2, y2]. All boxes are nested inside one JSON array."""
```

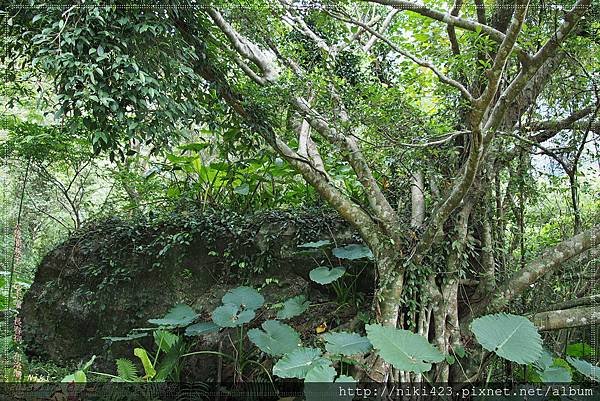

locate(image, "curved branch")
[[487, 224, 600, 312], [532, 306, 598, 331], [365, 0, 531, 62]]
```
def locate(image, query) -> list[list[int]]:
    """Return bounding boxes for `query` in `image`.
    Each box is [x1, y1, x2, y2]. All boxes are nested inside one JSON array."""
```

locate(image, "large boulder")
[[20, 208, 371, 375]]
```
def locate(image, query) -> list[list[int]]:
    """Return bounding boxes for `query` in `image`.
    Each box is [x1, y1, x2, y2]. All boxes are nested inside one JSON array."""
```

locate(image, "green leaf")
[[147, 304, 198, 327], [305, 363, 336, 382], [155, 339, 186, 381], [309, 266, 346, 285], [116, 359, 139, 382], [272, 347, 328, 379], [298, 240, 331, 249], [233, 183, 250, 195], [248, 320, 300, 356], [566, 342, 595, 358], [332, 244, 373, 260], [323, 332, 372, 356], [539, 366, 571, 383], [335, 375, 356, 383], [303, 363, 338, 401], [185, 322, 220, 337], [470, 313, 542, 364], [454, 345, 466, 359], [276, 295, 310, 320], [533, 349, 554, 372], [567, 356, 600, 382], [62, 370, 86, 383], [212, 304, 255, 327], [222, 286, 264, 310], [102, 332, 148, 342], [81, 355, 96, 372], [134, 348, 156, 380], [153, 330, 179, 352], [366, 324, 444, 373]]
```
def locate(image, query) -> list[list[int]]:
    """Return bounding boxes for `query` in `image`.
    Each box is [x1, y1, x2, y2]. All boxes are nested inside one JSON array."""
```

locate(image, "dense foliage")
[[1, 0, 598, 391]]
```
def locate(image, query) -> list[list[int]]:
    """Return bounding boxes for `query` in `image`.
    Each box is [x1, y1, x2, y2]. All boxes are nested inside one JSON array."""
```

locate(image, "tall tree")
[[6, 0, 599, 381]]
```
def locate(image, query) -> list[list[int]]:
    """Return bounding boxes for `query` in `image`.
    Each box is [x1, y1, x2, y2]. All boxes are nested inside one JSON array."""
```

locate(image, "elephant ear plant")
[[63, 286, 599, 400]]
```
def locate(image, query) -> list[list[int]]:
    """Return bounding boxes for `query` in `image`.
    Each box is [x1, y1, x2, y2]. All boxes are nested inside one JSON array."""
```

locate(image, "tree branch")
[[483, 0, 591, 137], [539, 295, 600, 313], [365, 0, 531, 62], [532, 306, 598, 331], [487, 224, 600, 312], [331, 10, 474, 102], [206, 8, 280, 82]]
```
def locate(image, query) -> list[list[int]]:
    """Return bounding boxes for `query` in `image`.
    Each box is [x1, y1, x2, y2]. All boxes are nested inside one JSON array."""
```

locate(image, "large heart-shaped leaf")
[[309, 266, 346, 285], [272, 347, 329, 379], [332, 244, 373, 260], [323, 332, 372, 356], [247, 320, 300, 356], [276, 295, 310, 320], [148, 304, 198, 327], [539, 366, 572, 383], [470, 313, 542, 364], [304, 363, 336, 382], [304, 363, 338, 401], [366, 324, 444, 373], [567, 356, 600, 382], [185, 321, 220, 337], [153, 330, 179, 352], [211, 304, 255, 327], [222, 286, 264, 310]]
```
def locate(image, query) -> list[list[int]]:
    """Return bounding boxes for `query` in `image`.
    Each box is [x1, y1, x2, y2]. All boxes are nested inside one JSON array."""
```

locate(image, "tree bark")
[[484, 224, 600, 313], [532, 306, 598, 331]]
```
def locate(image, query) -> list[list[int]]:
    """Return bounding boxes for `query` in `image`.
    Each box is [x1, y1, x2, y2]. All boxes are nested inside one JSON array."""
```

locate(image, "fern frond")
[[116, 358, 139, 382]]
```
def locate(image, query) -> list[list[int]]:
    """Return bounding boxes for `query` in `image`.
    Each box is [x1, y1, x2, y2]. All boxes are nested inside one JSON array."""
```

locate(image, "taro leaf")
[[102, 332, 148, 342], [222, 286, 265, 310], [134, 348, 156, 380], [272, 347, 329, 379], [276, 295, 310, 320], [155, 339, 186, 381], [212, 304, 255, 327], [567, 356, 600, 382], [62, 370, 86, 383], [233, 183, 250, 195], [185, 321, 220, 337], [336, 375, 356, 383], [470, 313, 542, 364], [298, 240, 331, 249], [533, 349, 555, 372], [153, 330, 179, 352], [304, 363, 337, 401], [332, 244, 373, 260], [247, 320, 300, 356], [309, 266, 346, 285], [304, 363, 336, 382], [539, 366, 572, 383], [323, 332, 372, 356], [147, 304, 198, 327], [366, 324, 444, 373]]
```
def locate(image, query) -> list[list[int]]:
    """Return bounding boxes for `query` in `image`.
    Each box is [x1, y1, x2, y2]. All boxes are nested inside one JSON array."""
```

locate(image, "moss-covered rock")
[[20, 208, 372, 378]]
